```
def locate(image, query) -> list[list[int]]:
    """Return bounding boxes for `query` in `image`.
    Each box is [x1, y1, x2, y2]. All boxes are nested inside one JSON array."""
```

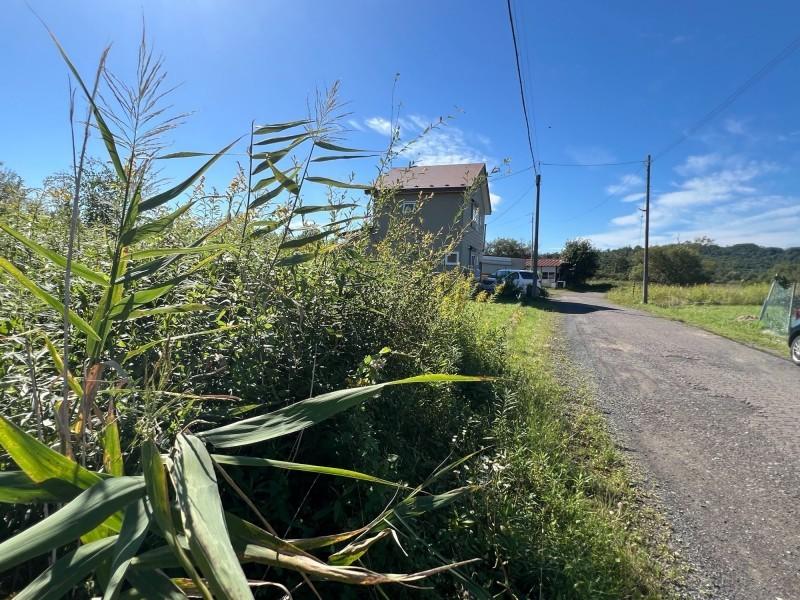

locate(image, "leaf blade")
[[139, 138, 240, 212], [48, 33, 127, 182], [170, 434, 253, 600], [306, 176, 370, 190], [210, 455, 410, 490], [253, 119, 310, 135], [14, 536, 118, 600], [141, 441, 211, 599], [0, 258, 101, 341], [0, 476, 144, 572], [278, 230, 337, 250], [120, 201, 195, 246], [0, 223, 109, 286], [198, 374, 486, 448], [103, 500, 151, 600]]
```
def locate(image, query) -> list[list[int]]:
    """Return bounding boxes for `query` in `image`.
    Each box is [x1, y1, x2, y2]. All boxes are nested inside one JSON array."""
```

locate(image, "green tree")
[[0, 163, 25, 215], [774, 261, 800, 283], [485, 237, 530, 258], [561, 238, 600, 283], [596, 246, 636, 280], [41, 159, 123, 226], [629, 244, 712, 285]]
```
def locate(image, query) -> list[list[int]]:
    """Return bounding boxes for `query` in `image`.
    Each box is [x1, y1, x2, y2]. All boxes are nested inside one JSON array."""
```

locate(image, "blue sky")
[[2, 0, 799, 251]]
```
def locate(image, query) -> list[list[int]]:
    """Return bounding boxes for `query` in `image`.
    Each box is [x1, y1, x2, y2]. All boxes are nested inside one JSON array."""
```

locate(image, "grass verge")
[[476, 299, 682, 598], [607, 289, 787, 356]]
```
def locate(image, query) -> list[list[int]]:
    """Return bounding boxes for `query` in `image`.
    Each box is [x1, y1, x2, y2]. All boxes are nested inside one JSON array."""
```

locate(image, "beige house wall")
[[374, 181, 490, 276]]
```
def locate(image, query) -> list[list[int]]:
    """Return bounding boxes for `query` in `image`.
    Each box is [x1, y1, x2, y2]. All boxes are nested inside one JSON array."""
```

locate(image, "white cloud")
[[362, 114, 494, 167], [347, 119, 364, 132], [658, 161, 768, 208], [675, 153, 721, 176], [588, 154, 797, 248], [490, 193, 502, 207], [365, 117, 392, 136], [584, 226, 645, 249], [622, 192, 646, 203], [611, 212, 642, 227], [606, 173, 644, 196]]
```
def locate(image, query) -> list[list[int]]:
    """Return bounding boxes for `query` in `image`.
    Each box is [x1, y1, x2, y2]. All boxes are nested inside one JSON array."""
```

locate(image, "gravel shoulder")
[[557, 291, 800, 600]]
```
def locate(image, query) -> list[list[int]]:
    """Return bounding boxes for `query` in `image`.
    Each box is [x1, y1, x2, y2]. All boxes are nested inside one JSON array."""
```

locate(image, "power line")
[[654, 31, 800, 161], [506, 0, 543, 298], [514, 0, 542, 164], [506, 0, 539, 176], [487, 181, 537, 225], [490, 164, 535, 182], [540, 159, 644, 167], [560, 158, 648, 220]]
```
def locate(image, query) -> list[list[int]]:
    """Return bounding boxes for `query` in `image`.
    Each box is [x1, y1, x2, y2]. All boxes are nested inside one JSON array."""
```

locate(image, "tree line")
[[486, 236, 800, 285]]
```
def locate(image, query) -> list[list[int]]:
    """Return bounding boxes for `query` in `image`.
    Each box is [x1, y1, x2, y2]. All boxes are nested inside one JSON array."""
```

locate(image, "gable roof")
[[380, 163, 487, 190]]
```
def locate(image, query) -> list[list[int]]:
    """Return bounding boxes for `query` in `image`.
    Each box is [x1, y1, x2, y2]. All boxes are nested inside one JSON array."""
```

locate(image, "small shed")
[[525, 258, 563, 288]]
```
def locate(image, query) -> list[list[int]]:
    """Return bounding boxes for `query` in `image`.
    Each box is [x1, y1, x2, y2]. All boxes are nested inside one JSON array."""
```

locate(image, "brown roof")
[[525, 258, 562, 268], [379, 163, 487, 190]]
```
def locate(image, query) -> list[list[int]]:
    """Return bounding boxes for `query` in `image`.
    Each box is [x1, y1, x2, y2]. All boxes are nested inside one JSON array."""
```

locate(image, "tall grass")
[[608, 282, 770, 307], [476, 302, 675, 598], [0, 33, 502, 597]]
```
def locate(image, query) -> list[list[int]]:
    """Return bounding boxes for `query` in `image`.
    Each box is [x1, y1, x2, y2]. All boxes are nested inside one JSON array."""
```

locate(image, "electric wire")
[[490, 164, 535, 182], [487, 181, 537, 225], [560, 158, 648, 221], [514, 0, 542, 164], [653, 31, 800, 161], [506, 0, 539, 176], [540, 160, 644, 167]]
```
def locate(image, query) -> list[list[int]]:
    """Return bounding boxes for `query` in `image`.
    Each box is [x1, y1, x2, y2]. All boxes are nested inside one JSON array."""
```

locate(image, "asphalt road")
[[558, 291, 800, 600]]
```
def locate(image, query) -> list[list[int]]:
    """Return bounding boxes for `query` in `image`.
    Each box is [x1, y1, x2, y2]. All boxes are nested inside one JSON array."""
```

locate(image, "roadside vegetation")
[[475, 299, 679, 599], [609, 282, 769, 306], [0, 33, 677, 598], [608, 284, 787, 355]]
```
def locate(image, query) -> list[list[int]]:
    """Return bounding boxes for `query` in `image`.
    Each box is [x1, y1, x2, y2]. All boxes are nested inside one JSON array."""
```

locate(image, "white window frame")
[[469, 250, 477, 267], [470, 202, 479, 228], [444, 251, 460, 266], [401, 200, 416, 214]]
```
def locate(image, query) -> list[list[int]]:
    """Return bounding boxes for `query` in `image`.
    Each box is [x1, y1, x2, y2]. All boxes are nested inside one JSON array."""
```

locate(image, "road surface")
[[558, 291, 800, 600]]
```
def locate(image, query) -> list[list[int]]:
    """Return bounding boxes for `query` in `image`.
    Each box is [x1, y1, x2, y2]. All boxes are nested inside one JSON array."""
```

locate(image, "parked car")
[[495, 270, 543, 295], [477, 269, 515, 293], [790, 317, 800, 366]]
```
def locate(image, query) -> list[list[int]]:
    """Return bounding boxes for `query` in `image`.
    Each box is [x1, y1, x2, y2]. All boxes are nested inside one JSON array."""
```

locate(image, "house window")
[[401, 200, 416, 214], [444, 251, 460, 266], [470, 202, 479, 228], [469, 250, 477, 267]]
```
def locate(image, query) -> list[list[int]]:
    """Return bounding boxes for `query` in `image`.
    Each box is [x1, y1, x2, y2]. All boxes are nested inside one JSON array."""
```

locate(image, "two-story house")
[[372, 163, 492, 276]]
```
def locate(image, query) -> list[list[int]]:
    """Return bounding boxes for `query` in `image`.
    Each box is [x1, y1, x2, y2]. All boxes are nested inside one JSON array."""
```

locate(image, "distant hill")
[[596, 242, 800, 282], [698, 244, 800, 281]]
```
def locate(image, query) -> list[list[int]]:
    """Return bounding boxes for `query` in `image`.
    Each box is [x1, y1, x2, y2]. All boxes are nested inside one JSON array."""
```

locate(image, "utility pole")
[[642, 154, 651, 304], [531, 173, 541, 298]]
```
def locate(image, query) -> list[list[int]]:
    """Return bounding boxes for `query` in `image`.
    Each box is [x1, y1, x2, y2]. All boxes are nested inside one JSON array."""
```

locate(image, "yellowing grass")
[[608, 283, 769, 307]]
